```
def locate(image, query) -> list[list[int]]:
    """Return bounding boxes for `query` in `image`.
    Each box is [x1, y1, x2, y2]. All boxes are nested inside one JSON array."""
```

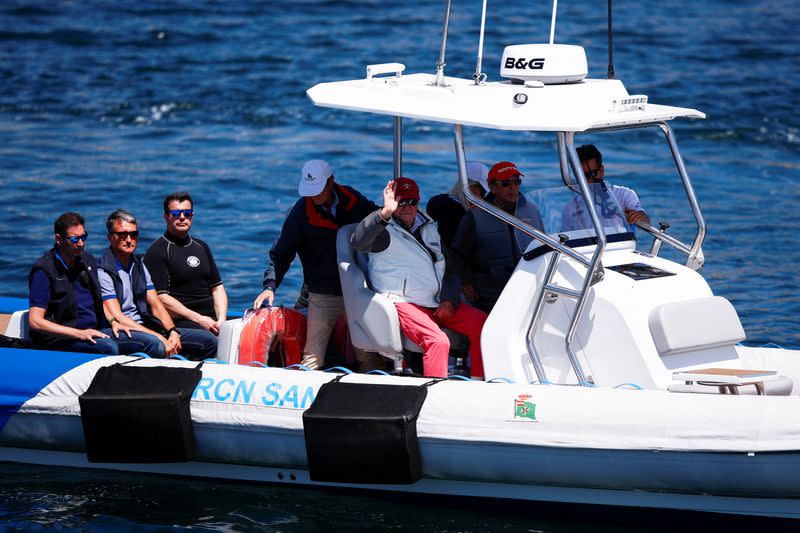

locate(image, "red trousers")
[[394, 301, 487, 379]]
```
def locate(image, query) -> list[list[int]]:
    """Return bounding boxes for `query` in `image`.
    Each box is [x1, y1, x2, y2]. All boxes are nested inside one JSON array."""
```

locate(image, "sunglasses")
[[584, 167, 601, 179], [62, 233, 88, 244], [111, 230, 139, 240], [169, 209, 194, 218], [495, 177, 522, 188], [397, 198, 419, 207]]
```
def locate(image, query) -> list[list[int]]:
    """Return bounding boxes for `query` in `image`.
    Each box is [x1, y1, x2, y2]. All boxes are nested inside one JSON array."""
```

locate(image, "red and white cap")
[[488, 161, 524, 183]]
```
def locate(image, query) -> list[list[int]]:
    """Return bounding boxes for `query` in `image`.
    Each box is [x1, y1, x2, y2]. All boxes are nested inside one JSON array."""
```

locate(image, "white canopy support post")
[[474, 0, 488, 84], [549, 0, 558, 44], [434, 0, 453, 87]]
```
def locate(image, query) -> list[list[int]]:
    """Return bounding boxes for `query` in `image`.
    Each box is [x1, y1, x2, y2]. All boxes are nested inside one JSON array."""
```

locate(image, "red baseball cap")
[[394, 177, 420, 201], [488, 161, 524, 183]]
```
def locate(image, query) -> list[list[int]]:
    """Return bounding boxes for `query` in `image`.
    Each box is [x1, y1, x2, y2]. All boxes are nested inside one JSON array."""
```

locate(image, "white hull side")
[[3, 410, 800, 499], [1, 446, 797, 519], [3, 353, 800, 518]]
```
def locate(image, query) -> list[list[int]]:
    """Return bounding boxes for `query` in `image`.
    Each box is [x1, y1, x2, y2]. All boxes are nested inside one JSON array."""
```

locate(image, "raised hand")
[[380, 180, 398, 220]]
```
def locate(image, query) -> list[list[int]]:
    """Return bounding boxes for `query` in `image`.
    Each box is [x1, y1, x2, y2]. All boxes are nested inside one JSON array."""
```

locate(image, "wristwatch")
[[167, 327, 181, 337]]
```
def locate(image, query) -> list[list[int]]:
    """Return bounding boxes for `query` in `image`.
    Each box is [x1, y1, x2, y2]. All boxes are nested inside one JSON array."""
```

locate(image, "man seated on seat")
[[451, 161, 544, 313], [352, 177, 487, 379], [28, 212, 160, 355], [98, 209, 217, 360], [561, 144, 650, 231], [144, 192, 227, 355]]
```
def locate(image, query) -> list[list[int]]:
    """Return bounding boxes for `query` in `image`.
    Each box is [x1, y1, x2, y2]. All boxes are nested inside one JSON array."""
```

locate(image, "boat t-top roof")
[[307, 70, 705, 132], [308, 1, 710, 388]]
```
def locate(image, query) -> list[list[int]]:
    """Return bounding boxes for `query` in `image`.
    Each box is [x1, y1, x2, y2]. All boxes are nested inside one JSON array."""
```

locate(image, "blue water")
[[1, 0, 799, 529]]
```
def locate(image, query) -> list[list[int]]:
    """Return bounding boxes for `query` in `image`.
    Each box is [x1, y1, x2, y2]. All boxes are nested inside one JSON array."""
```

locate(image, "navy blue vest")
[[468, 194, 543, 311], [98, 248, 164, 333], [28, 248, 105, 346]]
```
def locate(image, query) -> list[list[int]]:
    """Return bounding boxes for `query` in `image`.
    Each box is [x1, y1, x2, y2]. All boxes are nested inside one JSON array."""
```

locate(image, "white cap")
[[298, 159, 333, 197], [466, 162, 489, 189]]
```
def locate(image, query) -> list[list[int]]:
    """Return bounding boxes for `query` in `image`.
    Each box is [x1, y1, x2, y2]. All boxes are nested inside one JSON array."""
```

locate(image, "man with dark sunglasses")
[[352, 177, 487, 379], [561, 144, 650, 231], [28, 212, 122, 354], [452, 161, 544, 313], [254, 160, 381, 372], [98, 209, 216, 360], [144, 192, 227, 352]]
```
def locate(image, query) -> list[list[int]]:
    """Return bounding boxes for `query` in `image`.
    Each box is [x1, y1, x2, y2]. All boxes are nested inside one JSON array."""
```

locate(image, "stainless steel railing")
[[559, 122, 706, 269], [454, 121, 705, 386], [453, 125, 598, 386]]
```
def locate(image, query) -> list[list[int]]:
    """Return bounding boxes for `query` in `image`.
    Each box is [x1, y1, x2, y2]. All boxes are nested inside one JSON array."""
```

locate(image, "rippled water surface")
[[1, 0, 799, 530]]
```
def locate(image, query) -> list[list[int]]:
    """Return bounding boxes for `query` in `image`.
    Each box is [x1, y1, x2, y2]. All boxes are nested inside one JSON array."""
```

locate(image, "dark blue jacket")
[[263, 183, 378, 296], [28, 248, 105, 346], [98, 248, 164, 334], [451, 194, 544, 312]]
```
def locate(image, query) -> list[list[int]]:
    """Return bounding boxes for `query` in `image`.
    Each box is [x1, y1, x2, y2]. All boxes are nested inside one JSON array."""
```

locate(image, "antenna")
[[434, 0, 453, 87], [473, 0, 489, 84], [607, 0, 615, 79], [549, 0, 558, 44]]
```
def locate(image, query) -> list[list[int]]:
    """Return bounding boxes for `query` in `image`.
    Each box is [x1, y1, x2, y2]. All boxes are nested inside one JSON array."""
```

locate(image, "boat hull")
[[1, 446, 798, 519], [1, 348, 799, 518]]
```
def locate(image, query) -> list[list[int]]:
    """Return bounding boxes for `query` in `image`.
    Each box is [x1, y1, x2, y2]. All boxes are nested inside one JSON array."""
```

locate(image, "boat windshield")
[[515, 182, 635, 255]]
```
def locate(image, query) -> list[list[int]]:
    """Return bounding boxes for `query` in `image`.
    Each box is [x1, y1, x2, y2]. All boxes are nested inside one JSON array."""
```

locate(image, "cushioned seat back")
[[337, 224, 405, 354], [649, 296, 745, 357], [4, 310, 30, 340], [337, 225, 471, 357]]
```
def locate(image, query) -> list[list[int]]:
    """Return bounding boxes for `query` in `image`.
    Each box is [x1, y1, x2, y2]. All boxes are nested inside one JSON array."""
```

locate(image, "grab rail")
[[366, 63, 405, 80], [453, 125, 597, 386], [659, 122, 706, 270], [453, 126, 591, 269], [559, 122, 706, 269], [562, 132, 605, 386], [523, 234, 568, 385], [635, 221, 692, 256]]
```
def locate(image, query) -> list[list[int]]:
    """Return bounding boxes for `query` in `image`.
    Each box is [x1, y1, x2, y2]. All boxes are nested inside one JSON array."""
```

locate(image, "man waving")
[[352, 178, 486, 379]]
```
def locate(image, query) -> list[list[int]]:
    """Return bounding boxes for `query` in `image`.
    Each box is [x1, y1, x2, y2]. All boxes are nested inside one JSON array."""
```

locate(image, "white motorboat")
[[1, 0, 798, 520]]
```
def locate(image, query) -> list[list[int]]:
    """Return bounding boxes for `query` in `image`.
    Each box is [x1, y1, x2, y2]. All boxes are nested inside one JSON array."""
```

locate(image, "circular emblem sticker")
[[187, 256, 200, 268]]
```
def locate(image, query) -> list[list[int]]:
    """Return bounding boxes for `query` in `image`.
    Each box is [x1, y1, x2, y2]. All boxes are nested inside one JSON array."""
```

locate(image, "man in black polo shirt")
[[99, 209, 217, 360], [144, 192, 227, 353]]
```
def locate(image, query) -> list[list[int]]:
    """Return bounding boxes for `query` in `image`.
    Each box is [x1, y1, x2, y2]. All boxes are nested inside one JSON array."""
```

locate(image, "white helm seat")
[[336, 224, 467, 358]]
